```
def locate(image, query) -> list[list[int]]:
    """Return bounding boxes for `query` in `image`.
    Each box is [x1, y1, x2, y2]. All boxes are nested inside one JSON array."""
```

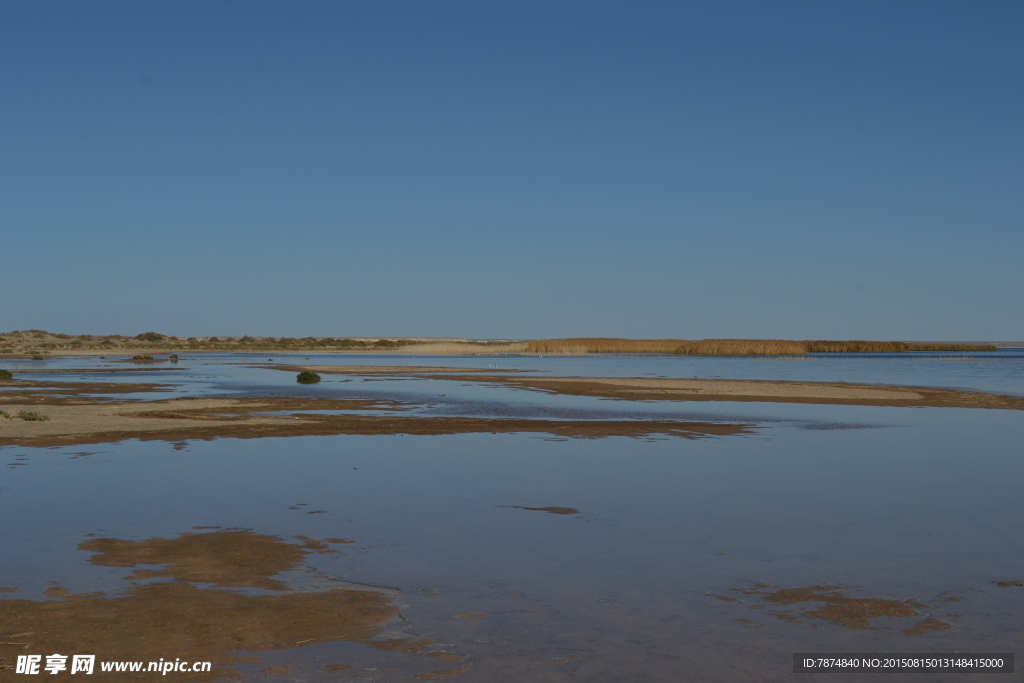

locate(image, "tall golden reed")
[[526, 338, 996, 355]]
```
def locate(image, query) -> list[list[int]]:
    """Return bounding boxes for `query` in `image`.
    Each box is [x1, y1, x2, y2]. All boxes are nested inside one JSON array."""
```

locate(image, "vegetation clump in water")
[[296, 371, 321, 384]]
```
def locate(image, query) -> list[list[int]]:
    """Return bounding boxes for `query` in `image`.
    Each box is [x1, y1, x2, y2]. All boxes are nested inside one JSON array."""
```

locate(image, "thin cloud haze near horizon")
[[1, 1, 1021, 340]]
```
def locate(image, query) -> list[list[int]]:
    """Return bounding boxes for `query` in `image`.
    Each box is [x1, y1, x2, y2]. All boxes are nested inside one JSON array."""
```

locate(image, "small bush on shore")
[[18, 411, 50, 421], [296, 371, 321, 384], [132, 355, 154, 361], [135, 332, 165, 342], [0, 369, 11, 379], [0, 410, 10, 419]]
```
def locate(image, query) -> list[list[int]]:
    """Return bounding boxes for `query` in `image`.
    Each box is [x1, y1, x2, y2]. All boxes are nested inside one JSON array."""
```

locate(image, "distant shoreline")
[[0, 331, 1013, 358]]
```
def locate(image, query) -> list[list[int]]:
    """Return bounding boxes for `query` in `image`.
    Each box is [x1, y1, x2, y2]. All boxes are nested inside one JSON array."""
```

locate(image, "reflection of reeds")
[[526, 338, 998, 355]]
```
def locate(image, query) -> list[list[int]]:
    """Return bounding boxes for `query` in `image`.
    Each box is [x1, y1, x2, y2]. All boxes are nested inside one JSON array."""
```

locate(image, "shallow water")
[[2, 352, 1023, 681]]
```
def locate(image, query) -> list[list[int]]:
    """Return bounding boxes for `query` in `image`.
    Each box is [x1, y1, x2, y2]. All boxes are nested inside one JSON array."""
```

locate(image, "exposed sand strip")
[[272, 367, 1024, 410], [461, 375, 1024, 409], [0, 395, 749, 447]]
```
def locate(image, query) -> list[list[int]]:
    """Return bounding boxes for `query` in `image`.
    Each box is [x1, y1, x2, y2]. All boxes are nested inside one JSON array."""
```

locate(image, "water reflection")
[[1, 353, 1022, 681]]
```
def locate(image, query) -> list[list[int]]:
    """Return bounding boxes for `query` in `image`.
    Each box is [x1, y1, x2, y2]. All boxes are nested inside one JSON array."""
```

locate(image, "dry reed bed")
[[527, 338, 997, 355]]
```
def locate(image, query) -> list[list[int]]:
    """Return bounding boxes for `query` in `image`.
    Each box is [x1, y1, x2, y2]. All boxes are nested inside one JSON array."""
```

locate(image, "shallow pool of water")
[[1, 352, 1022, 681]]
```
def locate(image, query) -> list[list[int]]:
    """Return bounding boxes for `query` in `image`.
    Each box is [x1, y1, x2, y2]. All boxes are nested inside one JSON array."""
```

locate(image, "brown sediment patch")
[[771, 612, 800, 622], [324, 664, 354, 673], [707, 594, 738, 603], [436, 375, 1024, 411], [0, 531, 410, 681], [428, 653, 463, 662], [761, 586, 922, 630], [993, 580, 1023, 587], [369, 638, 435, 654], [730, 585, 953, 632], [498, 505, 579, 515], [0, 587, 18, 594], [0, 378, 174, 404], [260, 665, 291, 676], [0, 582, 397, 681], [452, 613, 486, 619], [413, 665, 472, 679], [295, 536, 344, 554], [81, 531, 309, 590], [0, 392, 751, 447], [903, 618, 952, 635]]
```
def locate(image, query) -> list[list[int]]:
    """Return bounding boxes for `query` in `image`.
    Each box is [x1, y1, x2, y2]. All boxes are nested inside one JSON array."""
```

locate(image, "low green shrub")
[[296, 371, 321, 384], [31, 355, 45, 360], [18, 411, 50, 421], [0, 369, 11, 379], [0, 410, 10, 419], [135, 332, 165, 342]]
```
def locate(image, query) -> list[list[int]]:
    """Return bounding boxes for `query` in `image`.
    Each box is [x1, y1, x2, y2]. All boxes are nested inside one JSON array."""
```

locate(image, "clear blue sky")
[[2, 1, 1021, 340]]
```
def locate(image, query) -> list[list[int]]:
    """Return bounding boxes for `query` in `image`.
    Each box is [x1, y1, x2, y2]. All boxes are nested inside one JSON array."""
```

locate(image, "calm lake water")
[[2, 351, 1023, 681]]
